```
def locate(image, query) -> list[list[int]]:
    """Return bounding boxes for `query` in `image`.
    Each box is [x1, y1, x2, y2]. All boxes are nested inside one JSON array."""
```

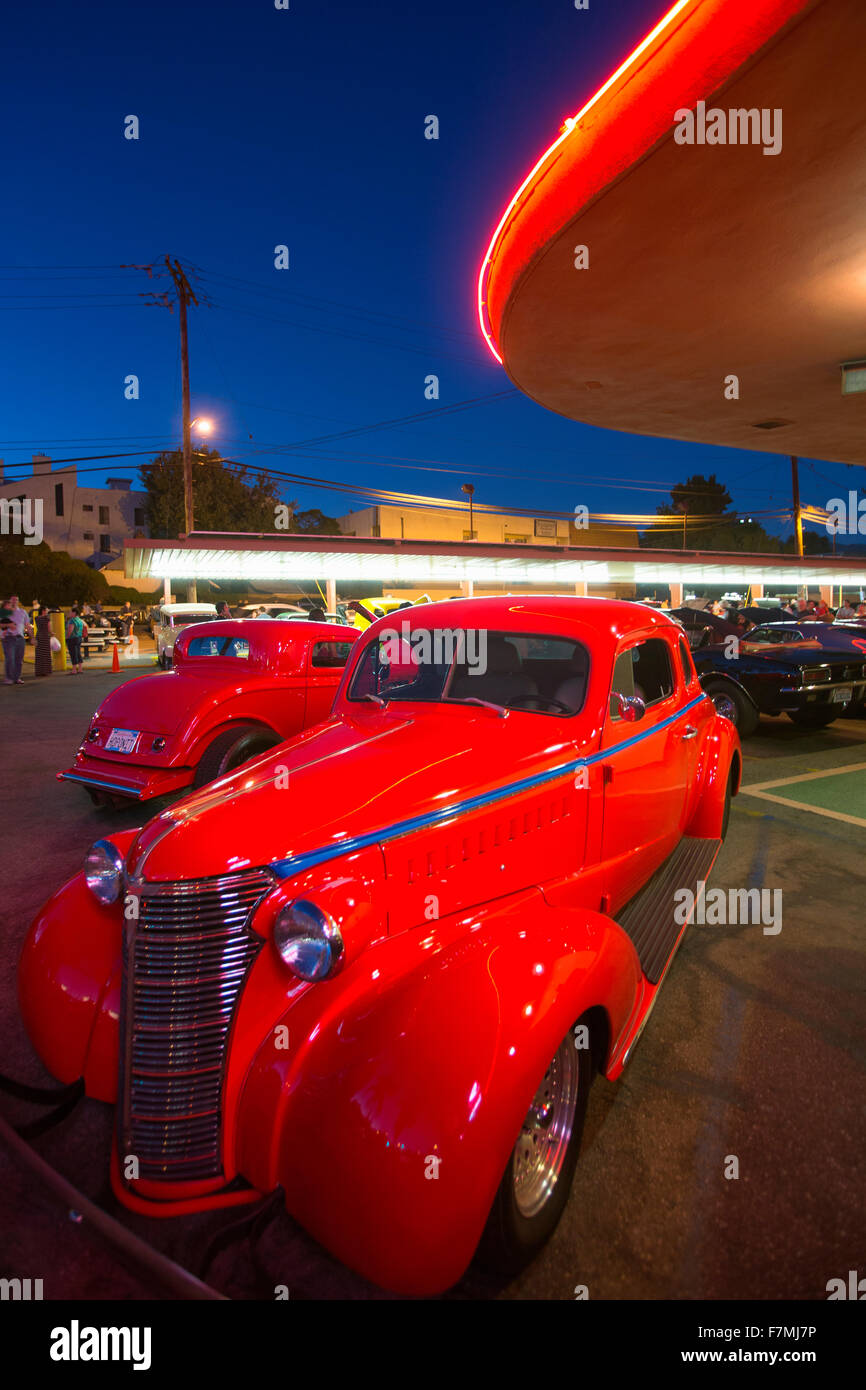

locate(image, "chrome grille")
[[119, 868, 273, 1183]]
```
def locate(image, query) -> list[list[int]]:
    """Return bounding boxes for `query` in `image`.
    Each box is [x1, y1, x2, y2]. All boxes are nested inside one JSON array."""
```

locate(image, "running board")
[[616, 836, 722, 984]]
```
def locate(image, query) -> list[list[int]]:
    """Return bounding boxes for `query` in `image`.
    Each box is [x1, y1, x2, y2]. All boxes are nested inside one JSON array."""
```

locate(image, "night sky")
[[0, 0, 856, 538]]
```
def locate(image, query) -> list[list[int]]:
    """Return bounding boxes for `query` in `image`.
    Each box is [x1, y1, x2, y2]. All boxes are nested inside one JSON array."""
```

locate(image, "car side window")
[[678, 637, 694, 685], [609, 639, 674, 720], [312, 641, 352, 668]]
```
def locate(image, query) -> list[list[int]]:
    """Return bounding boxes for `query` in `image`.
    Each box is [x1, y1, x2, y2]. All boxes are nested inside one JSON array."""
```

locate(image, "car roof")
[[176, 617, 357, 649], [160, 602, 218, 613], [357, 594, 681, 643]]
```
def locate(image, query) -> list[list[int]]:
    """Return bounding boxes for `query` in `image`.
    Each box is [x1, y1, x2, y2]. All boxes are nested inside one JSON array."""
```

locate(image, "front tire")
[[702, 679, 759, 738], [192, 724, 281, 789], [477, 1025, 594, 1277]]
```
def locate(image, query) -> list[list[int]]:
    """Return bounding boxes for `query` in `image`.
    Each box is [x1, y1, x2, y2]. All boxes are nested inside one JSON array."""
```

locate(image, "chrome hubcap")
[[513, 1037, 579, 1219], [712, 693, 737, 724]]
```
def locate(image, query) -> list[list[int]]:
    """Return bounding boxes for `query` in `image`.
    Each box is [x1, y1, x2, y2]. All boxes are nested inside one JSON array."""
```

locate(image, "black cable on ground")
[[0, 1073, 83, 1104], [16, 1083, 85, 1140], [194, 1189, 284, 1282], [0, 1110, 228, 1301]]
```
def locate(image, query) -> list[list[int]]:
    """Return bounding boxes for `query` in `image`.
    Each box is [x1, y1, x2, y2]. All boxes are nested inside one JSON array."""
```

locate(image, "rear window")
[[312, 641, 352, 667], [186, 635, 250, 659]]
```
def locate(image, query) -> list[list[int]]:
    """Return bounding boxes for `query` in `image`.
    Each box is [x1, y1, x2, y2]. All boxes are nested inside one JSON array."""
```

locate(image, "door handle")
[[681, 725, 698, 740]]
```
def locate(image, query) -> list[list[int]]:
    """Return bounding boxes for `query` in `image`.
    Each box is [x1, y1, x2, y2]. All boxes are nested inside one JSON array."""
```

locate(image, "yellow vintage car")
[[348, 594, 431, 630]]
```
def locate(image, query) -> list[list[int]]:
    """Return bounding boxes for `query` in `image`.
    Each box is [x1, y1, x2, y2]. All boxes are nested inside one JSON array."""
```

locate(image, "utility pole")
[[165, 255, 200, 599], [790, 455, 804, 559]]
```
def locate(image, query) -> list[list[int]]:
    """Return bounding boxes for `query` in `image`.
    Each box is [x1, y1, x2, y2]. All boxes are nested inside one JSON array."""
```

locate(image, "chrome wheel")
[[711, 691, 738, 724], [513, 1037, 579, 1219]]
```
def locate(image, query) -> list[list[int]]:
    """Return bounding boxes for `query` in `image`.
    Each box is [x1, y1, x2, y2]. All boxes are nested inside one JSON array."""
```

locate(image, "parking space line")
[[742, 762, 866, 794], [739, 761, 866, 827]]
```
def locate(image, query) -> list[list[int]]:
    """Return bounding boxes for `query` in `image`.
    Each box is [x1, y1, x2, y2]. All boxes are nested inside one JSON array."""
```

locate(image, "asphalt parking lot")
[[1, 665, 864, 1301]]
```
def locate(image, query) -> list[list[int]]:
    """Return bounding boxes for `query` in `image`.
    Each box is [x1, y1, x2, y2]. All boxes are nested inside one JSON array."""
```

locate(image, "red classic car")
[[58, 619, 358, 803], [21, 597, 739, 1294]]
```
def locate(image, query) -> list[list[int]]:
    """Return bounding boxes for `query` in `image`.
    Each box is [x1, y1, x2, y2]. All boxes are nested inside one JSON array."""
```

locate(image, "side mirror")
[[612, 691, 646, 723]]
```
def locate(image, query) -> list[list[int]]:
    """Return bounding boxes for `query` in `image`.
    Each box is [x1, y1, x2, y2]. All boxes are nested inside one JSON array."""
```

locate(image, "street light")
[[461, 483, 475, 540]]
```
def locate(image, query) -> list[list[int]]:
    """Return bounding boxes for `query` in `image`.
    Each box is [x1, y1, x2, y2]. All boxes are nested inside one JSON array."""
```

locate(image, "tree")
[[656, 473, 732, 518], [140, 450, 282, 538], [291, 508, 342, 535], [0, 537, 149, 606], [642, 473, 743, 550]]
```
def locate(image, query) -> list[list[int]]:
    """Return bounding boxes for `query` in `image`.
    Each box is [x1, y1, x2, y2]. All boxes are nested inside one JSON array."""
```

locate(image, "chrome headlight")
[[84, 839, 124, 905], [273, 899, 344, 981]]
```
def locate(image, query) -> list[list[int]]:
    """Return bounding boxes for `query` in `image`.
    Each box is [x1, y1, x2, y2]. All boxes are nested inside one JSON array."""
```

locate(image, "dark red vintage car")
[[58, 619, 358, 803], [21, 597, 739, 1294]]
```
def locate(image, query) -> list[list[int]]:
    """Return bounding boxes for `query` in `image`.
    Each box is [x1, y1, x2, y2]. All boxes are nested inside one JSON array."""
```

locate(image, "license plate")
[[105, 728, 139, 753], [831, 686, 853, 704]]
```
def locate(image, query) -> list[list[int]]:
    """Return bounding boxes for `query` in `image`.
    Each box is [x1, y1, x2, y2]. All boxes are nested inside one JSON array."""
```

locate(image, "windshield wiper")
[[448, 696, 508, 718], [360, 692, 388, 707]]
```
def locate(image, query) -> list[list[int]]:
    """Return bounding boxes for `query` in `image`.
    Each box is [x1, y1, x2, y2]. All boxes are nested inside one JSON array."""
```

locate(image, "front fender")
[[236, 886, 640, 1295], [17, 832, 135, 1100], [697, 667, 759, 716]]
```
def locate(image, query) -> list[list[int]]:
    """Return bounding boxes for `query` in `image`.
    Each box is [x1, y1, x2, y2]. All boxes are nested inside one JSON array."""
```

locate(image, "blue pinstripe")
[[270, 693, 708, 880]]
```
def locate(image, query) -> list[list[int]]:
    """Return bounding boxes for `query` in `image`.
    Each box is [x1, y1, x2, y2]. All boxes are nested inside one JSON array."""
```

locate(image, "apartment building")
[[0, 454, 148, 564]]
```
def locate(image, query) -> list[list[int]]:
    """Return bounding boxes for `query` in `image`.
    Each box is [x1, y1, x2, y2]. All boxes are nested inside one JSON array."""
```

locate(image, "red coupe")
[[21, 597, 739, 1294], [57, 619, 358, 804]]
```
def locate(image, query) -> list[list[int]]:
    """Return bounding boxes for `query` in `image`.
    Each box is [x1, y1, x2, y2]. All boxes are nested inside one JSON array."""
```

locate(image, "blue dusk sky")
[[0, 0, 858, 540]]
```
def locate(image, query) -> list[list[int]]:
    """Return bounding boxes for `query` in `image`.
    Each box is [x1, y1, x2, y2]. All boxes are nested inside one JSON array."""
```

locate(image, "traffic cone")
[[112, 642, 120, 673]]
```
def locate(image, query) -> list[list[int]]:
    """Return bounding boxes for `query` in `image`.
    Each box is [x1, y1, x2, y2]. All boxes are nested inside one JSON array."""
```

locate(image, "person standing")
[[34, 605, 53, 677], [2, 595, 33, 685], [66, 606, 85, 674], [215, 601, 232, 620]]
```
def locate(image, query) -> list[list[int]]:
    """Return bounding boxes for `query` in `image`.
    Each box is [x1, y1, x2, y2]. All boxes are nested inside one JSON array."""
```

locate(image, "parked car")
[[278, 610, 342, 624], [742, 621, 866, 656], [57, 619, 359, 803], [690, 639, 866, 735], [669, 607, 740, 646], [236, 603, 307, 620], [154, 602, 218, 668], [20, 597, 739, 1295], [735, 606, 793, 625], [347, 594, 432, 629]]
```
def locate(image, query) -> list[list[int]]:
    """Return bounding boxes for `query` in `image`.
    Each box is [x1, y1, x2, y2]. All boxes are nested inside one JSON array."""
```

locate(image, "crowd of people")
[[0, 596, 139, 683], [704, 596, 866, 621]]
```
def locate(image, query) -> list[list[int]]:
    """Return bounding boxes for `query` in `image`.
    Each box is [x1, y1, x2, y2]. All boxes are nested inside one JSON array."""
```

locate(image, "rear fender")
[[236, 886, 640, 1295]]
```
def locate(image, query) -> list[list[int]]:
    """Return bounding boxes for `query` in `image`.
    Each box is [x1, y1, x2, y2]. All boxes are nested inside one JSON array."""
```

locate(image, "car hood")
[[94, 672, 207, 736], [127, 704, 593, 883]]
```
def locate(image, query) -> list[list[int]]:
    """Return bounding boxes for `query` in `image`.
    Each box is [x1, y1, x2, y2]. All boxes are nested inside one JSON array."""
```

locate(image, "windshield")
[[348, 629, 589, 716]]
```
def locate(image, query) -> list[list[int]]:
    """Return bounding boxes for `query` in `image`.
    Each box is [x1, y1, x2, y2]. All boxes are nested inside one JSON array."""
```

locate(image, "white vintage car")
[[154, 602, 218, 668]]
